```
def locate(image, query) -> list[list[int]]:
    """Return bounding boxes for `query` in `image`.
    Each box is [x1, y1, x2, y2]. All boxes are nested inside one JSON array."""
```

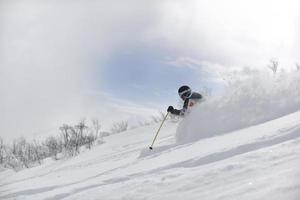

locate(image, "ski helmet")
[[178, 85, 192, 100]]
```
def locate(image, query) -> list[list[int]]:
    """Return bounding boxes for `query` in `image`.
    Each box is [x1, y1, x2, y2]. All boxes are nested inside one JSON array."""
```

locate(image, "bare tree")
[[65, 126, 78, 156], [74, 120, 88, 152], [12, 137, 29, 168], [0, 119, 107, 170], [84, 133, 97, 149], [110, 121, 128, 134], [60, 120, 98, 156], [296, 63, 300, 71], [1, 146, 19, 170], [29, 140, 44, 165], [45, 136, 61, 160], [268, 59, 279, 75], [92, 119, 101, 140], [60, 124, 70, 149], [2, 138, 46, 169], [0, 137, 4, 165]]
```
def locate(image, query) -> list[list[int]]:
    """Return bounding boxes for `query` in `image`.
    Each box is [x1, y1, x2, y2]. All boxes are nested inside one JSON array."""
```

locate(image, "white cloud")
[[165, 57, 201, 70], [152, 0, 300, 68], [0, 0, 162, 141]]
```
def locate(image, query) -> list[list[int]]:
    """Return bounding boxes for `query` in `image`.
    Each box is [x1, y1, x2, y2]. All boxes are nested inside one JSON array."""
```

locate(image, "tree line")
[[0, 112, 168, 171], [0, 119, 103, 170]]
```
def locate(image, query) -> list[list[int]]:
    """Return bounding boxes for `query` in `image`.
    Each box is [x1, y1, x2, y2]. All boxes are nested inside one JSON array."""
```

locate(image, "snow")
[[176, 69, 300, 144], [1, 109, 300, 200]]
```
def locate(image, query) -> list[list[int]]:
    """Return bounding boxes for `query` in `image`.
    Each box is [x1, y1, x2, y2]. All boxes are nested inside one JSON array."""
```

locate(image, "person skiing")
[[167, 85, 203, 116]]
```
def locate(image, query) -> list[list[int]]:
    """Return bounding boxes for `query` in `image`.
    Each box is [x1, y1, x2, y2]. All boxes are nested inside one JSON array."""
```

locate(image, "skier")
[[167, 85, 203, 116]]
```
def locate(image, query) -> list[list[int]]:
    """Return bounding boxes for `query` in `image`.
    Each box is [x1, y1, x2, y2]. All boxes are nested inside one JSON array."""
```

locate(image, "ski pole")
[[149, 112, 169, 150]]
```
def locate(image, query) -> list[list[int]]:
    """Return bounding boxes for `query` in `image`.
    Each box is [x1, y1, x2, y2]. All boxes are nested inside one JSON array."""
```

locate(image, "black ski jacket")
[[171, 92, 203, 116]]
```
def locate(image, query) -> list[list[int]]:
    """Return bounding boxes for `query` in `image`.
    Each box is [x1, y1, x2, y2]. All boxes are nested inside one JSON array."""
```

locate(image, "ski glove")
[[167, 106, 174, 113]]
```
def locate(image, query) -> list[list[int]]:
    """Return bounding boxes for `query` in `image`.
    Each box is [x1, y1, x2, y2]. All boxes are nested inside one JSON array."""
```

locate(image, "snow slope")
[[1, 111, 300, 200]]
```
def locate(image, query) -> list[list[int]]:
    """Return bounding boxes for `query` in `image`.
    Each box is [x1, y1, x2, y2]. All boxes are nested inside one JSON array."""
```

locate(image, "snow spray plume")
[[176, 68, 300, 144]]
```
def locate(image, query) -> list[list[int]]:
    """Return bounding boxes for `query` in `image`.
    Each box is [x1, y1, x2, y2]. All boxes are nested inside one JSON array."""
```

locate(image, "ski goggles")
[[179, 89, 192, 99]]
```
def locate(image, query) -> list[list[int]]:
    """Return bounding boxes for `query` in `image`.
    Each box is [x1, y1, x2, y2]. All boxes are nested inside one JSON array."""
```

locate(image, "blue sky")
[[100, 46, 207, 106]]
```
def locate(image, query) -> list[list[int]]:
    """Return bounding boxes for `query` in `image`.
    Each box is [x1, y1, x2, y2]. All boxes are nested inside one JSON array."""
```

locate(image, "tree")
[[110, 121, 128, 134], [92, 119, 101, 140], [60, 120, 90, 156], [12, 137, 29, 168], [29, 140, 45, 165], [0, 137, 4, 165], [60, 124, 71, 149], [268, 59, 279, 75], [1, 119, 104, 170], [84, 133, 97, 149], [45, 136, 61, 160], [74, 120, 88, 148], [296, 63, 300, 71]]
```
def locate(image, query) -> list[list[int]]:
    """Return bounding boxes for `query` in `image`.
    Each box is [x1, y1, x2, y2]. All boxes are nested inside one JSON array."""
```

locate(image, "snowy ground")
[[1, 111, 300, 200]]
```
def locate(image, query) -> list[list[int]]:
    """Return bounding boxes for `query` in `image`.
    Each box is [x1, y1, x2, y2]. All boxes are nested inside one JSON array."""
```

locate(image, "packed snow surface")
[[1, 110, 300, 200]]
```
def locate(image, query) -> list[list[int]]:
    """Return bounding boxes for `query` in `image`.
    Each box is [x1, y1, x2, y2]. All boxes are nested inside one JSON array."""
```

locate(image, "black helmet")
[[178, 85, 192, 100]]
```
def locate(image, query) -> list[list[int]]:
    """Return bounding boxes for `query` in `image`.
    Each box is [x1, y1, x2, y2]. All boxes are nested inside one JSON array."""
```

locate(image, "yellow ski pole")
[[149, 112, 169, 150]]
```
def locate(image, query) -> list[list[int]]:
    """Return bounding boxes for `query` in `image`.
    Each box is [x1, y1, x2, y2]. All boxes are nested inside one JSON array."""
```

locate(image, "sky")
[[1, 0, 300, 141]]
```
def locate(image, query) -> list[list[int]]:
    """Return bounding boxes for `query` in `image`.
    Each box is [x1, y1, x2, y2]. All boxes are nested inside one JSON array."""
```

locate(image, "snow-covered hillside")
[[1, 110, 300, 200]]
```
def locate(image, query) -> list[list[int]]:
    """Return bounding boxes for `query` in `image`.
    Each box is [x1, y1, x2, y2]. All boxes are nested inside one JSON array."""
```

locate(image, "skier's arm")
[[167, 99, 189, 116], [170, 108, 182, 115]]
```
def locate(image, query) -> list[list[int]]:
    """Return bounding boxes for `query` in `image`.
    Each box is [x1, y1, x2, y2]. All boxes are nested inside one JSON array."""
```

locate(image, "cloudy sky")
[[1, 0, 300, 141]]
